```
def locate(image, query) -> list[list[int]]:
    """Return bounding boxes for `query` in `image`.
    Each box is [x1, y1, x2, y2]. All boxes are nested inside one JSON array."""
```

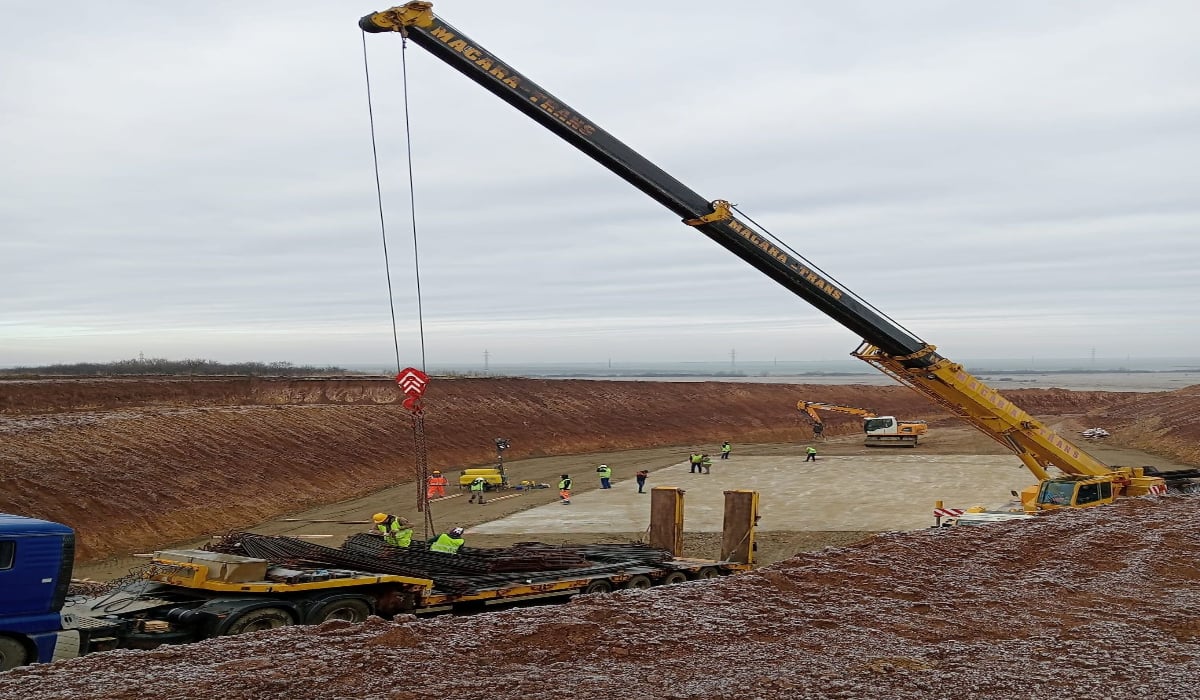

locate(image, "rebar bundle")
[[205, 531, 674, 595]]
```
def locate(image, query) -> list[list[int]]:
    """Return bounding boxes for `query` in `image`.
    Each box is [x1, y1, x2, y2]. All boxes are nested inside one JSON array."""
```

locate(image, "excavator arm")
[[359, 3, 1165, 498]]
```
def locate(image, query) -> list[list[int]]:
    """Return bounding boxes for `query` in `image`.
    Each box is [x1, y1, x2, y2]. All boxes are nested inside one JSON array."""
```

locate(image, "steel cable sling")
[[361, 29, 435, 540]]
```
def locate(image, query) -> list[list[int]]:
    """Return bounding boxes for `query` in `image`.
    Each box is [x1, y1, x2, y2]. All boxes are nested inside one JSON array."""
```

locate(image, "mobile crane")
[[798, 401, 928, 447], [359, 3, 1180, 513]]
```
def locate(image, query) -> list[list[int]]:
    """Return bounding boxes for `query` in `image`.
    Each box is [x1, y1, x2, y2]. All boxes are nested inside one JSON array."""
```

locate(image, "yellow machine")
[[459, 468, 505, 489], [358, 3, 1198, 511], [799, 401, 928, 447]]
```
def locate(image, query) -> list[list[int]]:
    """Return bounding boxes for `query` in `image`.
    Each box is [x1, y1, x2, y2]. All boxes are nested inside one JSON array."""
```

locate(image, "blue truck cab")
[[0, 514, 91, 670]]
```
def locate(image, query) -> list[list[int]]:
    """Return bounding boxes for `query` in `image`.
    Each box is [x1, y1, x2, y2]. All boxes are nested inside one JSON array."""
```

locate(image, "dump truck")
[[360, 2, 1195, 513], [799, 401, 928, 447], [0, 512, 749, 670]]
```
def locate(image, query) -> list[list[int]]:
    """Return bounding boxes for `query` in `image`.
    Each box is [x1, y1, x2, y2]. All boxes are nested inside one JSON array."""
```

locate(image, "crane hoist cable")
[[361, 29, 435, 541]]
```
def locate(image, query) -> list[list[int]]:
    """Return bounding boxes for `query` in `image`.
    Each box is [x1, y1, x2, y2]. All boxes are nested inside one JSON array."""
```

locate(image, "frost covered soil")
[[5, 495, 1200, 700]]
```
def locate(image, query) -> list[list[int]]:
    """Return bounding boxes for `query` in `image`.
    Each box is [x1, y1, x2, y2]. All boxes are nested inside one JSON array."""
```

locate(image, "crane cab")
[[1035, 477, 1116, 510]]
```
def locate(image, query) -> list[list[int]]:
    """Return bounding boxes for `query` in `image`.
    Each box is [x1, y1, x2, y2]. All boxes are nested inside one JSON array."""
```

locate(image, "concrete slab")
[[468, 454, 1035, 534]]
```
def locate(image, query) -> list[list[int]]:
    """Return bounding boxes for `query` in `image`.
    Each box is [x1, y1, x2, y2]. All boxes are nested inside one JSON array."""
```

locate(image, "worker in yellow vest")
[[372, 513, 413, 548], [468, 476, 488, 504], [596, 464, 612, 489], [805, 445, 818, 462], [558, 474, 572, 505], [429, 527, 465, 554]]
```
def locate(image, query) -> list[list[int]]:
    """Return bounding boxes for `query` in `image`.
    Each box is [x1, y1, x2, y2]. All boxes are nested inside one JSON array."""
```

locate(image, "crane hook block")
[[683, 199, 732, 226]]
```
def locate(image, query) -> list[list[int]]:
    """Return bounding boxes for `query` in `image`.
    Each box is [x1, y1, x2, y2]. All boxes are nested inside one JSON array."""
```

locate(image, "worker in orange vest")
[[427, 470, 448, 499]]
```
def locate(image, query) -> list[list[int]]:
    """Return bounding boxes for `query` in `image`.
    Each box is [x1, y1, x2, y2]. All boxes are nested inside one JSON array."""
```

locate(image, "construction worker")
[[558, 474, 572, 505], [426, 470, 448, 499], [721, 441, 732, 460], [635, 469, 649, 493], [372, 513, 413, 548], [701, 453, 713, 474], [813, 422, 824, 437], [429, 526, 465, 554], [689, 452, 703, 474], [805, 445, 818, 462], [597, 464, 612, 489], [468, 476, 487, 504]]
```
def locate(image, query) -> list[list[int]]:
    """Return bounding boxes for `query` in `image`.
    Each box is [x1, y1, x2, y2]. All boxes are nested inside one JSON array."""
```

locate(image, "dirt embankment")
[[2, 377, 1198, 561]]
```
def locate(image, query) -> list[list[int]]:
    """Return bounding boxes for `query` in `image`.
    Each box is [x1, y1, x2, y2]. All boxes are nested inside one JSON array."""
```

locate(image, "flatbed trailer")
[[1, 517, 748, 670]]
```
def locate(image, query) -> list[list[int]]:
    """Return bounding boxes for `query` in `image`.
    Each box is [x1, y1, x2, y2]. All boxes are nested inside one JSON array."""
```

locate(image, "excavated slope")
[[3, 494, 1199, 700], [2, 378, 1198, 561]]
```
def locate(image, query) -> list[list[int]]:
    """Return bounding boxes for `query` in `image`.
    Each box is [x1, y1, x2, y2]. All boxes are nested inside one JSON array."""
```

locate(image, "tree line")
[[0, 357, 350, 377]]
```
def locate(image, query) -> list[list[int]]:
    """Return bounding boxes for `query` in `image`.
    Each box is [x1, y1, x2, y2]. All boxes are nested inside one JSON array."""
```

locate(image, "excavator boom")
[[360, 3, 1167, 502]]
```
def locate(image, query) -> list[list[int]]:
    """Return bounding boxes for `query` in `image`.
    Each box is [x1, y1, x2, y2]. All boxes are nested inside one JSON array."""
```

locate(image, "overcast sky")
[[3, 1, 1199, 369]]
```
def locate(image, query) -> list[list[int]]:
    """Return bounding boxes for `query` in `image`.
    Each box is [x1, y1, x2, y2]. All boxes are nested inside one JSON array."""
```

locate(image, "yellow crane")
[[798, 401, 928, 447], [359, 2, 1193, 512]]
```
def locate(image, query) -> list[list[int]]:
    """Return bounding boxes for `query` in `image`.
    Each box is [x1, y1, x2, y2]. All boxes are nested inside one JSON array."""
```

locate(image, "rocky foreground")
[[3, 495, 1198, 700]]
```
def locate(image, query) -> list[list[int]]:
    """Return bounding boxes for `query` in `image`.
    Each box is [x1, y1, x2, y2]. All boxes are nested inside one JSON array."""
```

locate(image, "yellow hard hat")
[[433, 470, 441, 475], [372, 512, 388, 523]]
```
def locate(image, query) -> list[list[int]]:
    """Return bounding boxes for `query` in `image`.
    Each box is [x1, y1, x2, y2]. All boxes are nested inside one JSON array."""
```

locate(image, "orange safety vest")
[[428, 475, 448, 486]]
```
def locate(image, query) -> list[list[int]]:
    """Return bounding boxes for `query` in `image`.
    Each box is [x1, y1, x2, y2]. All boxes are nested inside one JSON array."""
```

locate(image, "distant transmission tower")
[[483, 349, 490, 376]]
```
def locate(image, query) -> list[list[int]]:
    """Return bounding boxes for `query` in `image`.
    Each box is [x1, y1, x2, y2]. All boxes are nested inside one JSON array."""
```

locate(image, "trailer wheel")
[[0, 635, 29, 671], [624, 575, 653, 590], [662, 571, 689, 585], [696, 567, 720, 580], [309, 597, 372, 624], [584, 580, 613, 594], [222, 607, 295, 636]]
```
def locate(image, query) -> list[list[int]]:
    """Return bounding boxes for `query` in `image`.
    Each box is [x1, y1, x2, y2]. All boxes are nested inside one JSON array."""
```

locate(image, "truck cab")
[[0, 514, 83, 669]]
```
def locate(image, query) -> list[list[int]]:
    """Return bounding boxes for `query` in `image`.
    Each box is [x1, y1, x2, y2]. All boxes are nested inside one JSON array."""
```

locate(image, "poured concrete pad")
[[468, 454, 1034, 534]]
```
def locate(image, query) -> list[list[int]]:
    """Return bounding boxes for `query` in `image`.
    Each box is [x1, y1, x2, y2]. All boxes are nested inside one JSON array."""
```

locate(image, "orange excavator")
[[799, 401, 928, 447]]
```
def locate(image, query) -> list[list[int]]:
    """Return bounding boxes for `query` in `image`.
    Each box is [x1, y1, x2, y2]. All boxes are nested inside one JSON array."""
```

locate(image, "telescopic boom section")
[[359, 3, 926, 361], [359, 3, 1131, 485]]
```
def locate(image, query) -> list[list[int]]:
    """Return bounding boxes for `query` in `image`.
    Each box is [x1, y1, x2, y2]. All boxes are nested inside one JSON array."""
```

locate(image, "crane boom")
[[359, 3, 1166, 502]]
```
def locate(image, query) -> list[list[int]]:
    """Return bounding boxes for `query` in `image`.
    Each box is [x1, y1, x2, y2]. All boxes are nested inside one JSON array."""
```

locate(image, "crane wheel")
[[624, 575, 653, 590], [0, 635, 30, 671], [222, 607, 295, 636], [662, 572, 689, 585]]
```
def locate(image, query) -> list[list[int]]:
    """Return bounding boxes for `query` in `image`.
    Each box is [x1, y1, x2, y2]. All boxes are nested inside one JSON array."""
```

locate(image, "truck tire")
[[624, 575, 653, 590], [696, 567, 720, 580], [584, 580, 613, 594], [221, 607, 295, 636], [662, 571, 689, 585], [308, 597, 372, 624], [0, 635, 30, 671]]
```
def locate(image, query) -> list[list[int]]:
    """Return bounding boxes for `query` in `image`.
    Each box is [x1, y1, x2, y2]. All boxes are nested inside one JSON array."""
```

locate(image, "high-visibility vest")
[[807, 447, 817, 454], [430, 533, 464, 554], [597, 466, 612, 479], [558, 478, 572, 490], [721, 443, 731, 453], [470, 479, 486, 492], [378, 519, 413, 547], [690, 454, 702, 464], [428, 475, 448, 486]]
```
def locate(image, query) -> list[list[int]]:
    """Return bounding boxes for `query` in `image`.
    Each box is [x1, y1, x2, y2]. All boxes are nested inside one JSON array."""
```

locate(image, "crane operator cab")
[[1035, 477, 1115, 510]]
